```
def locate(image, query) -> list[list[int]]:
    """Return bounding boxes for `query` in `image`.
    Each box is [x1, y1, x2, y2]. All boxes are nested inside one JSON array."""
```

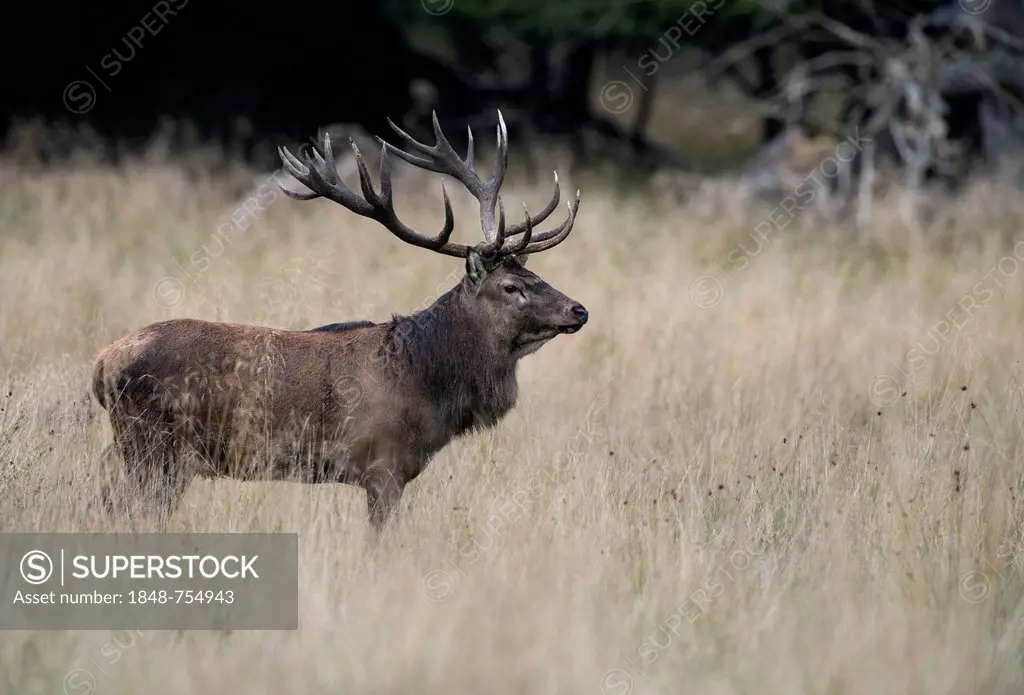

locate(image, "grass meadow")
[[2, 120, 1024, 695]]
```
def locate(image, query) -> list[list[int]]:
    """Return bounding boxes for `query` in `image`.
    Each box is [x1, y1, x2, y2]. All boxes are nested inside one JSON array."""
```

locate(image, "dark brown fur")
[[93, 110, 587, 532], [92, 256, 586, 530]]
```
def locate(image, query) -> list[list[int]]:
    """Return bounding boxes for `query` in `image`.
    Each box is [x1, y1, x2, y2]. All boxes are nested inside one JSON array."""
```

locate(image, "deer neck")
[[400, 284, 519, 435]]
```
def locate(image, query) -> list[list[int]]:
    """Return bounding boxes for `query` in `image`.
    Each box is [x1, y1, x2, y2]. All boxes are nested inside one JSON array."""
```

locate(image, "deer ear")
[[515, 254, 528, 267], [465, 249, 488, 291]]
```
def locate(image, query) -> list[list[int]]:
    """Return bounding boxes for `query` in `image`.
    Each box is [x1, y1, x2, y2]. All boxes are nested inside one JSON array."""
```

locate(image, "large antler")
[[382, 110, 582, 259], [276, 110, 581, 260], [277, 126, 469, 257]]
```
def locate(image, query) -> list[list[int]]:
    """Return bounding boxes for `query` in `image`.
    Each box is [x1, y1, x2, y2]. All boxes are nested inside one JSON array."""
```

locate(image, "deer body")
[[92, 111, 586, 532]]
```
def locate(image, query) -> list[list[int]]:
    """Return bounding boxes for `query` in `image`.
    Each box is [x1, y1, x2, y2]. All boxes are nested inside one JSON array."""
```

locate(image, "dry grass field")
[[2, 123, 1024, 695]]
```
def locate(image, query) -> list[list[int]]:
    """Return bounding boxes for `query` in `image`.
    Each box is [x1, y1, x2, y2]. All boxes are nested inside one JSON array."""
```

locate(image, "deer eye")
[[503, 284, 519, 295]]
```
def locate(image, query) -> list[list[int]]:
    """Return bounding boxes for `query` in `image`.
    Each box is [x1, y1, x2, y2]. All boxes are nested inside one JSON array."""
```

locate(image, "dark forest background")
[[2, 0, 1023, 189]]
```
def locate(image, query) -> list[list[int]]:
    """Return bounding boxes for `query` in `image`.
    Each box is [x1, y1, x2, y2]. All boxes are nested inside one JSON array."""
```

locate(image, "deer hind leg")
[[98, 442, 128, 520], [362, 466, 406, 537], [105, 409, 193, 529], [139, 451, 192, 528]]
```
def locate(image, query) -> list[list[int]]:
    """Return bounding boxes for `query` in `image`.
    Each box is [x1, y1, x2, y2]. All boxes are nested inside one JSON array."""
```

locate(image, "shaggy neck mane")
[[387, 282, 518, 436]]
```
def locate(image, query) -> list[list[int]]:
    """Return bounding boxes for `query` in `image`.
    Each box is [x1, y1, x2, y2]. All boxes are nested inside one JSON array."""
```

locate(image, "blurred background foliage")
[[2, 0, 1021, 206]]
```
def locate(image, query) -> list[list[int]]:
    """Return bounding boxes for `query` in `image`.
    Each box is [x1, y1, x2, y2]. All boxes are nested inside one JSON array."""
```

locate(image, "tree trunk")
[[752, 45, 785, 143], [550, 39, 598, 166]]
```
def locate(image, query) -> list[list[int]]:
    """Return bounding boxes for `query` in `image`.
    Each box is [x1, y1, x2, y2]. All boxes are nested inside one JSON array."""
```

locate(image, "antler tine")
[[496, 196, 506, 246], [278, 144, 316, 198], [504, 203, 534, 255], [465, 125, 476, 171], [381, 119, 448, 174], [381, 109, 509, 250], [352, 139, 466, 256], [277, 134, 371, 214], [495, 172, 579, 254], [502, 170, 563, 239], [277, 146, 320, 200], [312, 131, 339, 184], [276, 128, 470, 258], [459, 110, 508, 251], [516, 189, 582, 255]]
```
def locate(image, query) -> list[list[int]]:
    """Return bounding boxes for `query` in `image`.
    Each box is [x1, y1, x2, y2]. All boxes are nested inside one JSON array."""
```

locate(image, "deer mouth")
[[515, 323, 581, 354], [528, 323, 583, 340], [517, 330, 557, 346]]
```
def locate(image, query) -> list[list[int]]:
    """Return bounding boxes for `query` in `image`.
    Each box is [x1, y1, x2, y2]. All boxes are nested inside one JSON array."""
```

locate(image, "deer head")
[[277, 110, 588, 360]]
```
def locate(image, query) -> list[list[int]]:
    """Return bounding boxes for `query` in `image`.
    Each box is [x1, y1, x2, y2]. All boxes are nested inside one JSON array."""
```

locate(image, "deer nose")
[[571, 304, 589, 324]]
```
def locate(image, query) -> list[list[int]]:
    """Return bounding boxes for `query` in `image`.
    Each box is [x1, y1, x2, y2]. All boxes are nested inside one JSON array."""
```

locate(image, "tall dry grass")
[[1, 127, 1024, 695]]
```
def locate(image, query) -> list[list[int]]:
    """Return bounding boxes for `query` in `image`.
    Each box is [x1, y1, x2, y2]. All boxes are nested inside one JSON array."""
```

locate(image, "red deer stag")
[[91, 110, 588, 533]]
